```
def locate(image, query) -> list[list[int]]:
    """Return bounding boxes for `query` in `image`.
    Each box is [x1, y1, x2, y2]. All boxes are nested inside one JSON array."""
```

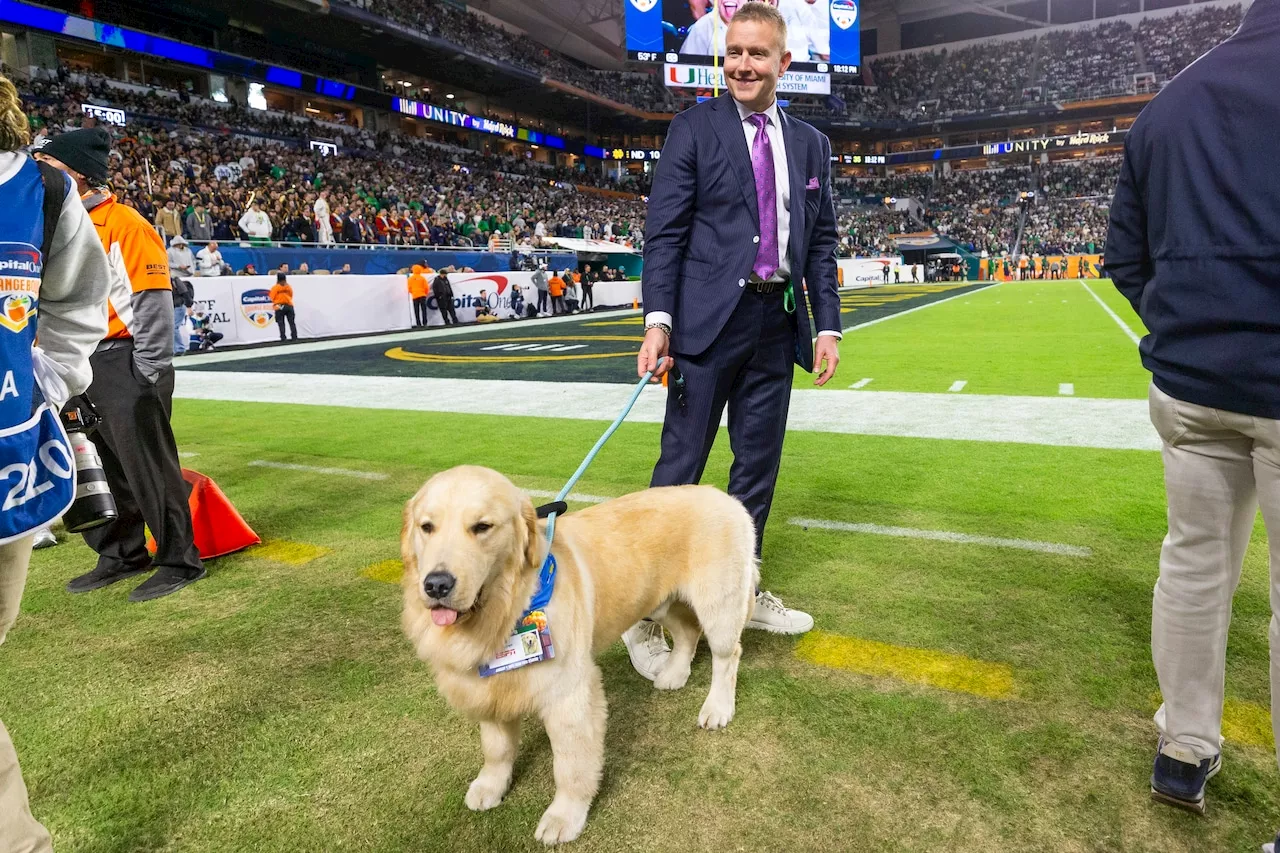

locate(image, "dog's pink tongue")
[[431, 608, 459, 627]]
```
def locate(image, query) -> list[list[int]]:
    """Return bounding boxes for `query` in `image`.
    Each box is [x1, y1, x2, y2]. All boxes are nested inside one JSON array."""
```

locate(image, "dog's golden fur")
[[401, 466, 757, 845]]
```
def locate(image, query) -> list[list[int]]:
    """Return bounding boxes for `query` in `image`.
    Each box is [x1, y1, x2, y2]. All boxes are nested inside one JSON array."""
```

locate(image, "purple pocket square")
[[805, 178, 820, 190]]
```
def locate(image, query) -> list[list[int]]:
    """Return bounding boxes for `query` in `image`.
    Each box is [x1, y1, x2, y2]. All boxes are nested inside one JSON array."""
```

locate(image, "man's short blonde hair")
[[727, 1, 788, 54]]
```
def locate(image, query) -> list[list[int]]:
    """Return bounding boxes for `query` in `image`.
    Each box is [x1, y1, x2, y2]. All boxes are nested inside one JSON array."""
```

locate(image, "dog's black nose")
[[422, 571, 456, 600]]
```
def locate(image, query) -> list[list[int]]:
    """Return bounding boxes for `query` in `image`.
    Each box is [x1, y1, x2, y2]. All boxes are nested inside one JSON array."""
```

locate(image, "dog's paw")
[[465, 776, 508, 811], [653, 664, 690, 691], [698, 697, 735, 730], [534, 800, 589, 845]]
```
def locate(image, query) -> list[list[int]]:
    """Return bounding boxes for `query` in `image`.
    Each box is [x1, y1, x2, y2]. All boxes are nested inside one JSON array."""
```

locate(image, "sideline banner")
[[837, 257, 903, 287], [188, 274, 644, 346]]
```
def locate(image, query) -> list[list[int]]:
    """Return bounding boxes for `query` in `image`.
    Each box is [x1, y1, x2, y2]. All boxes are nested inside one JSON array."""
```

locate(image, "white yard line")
[[1059, 383, 1075, 396], [788, 517, 1093, 557], [178, 451, 200, 459], [524, 488, 609, 505], [849, 378, 874, 389], [841, 283, 1002, 334], [1080, 281, 1141, 345], [948, 380, 968, 392], [176, 373, 1161, 451], [248, 460, 389, 480], [176, 308, 641, 366]]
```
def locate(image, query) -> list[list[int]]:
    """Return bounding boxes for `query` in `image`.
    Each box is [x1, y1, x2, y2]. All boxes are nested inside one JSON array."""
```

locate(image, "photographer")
[[0, 76, 110, 853], [36, 127, 205, 603]]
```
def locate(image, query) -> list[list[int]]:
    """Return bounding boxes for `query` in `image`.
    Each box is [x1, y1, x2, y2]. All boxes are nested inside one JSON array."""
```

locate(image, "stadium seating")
[[866, 4, 1242, 120], [336, 0, 675, 112], [19, 70, 648, 249]]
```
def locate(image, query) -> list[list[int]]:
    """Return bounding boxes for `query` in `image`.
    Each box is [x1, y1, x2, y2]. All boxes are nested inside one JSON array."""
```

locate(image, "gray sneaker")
[[621, 620, 670, 681]]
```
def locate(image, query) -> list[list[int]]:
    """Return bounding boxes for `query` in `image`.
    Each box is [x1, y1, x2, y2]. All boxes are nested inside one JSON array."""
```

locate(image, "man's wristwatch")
[[645, 322, 671, 337]]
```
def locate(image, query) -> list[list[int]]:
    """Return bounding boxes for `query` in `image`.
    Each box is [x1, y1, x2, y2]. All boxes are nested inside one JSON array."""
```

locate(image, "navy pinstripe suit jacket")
[[641, 93, 841, 371]]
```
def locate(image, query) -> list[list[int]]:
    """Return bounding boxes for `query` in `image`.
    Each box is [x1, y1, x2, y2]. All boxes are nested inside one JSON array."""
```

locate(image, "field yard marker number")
[[1080, 281, 1141, 344], [1059, 383, 1075, 396]]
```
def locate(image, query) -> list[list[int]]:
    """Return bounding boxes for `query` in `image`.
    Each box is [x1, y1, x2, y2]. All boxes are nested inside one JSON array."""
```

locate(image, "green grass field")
[[1, 279, 1276, 852]]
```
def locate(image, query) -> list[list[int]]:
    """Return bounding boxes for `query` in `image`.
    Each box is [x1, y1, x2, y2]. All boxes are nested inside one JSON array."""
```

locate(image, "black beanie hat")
[[35, 127, 111, 187]]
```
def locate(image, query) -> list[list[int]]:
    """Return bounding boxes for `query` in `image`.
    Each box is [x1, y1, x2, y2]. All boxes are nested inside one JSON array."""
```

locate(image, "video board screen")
[[626, 0, 860, 75]]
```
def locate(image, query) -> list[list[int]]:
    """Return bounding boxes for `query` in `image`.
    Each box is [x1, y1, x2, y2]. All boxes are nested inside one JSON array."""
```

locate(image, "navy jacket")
[[1107, 0, 1280, 417], [642, 94, 841, 371]]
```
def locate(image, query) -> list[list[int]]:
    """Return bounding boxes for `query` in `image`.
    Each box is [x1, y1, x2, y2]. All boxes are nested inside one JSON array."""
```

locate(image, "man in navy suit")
[[625, 1, 842, 680]]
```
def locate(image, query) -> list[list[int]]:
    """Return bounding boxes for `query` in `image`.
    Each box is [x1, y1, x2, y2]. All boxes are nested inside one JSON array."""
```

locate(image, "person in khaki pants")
[[1107, 1, 1280, 846], [0, 76, 111, 853]]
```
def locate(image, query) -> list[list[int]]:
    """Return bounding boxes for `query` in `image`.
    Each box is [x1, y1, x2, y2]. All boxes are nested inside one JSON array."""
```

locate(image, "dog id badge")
[[478, 621, 554, 677]]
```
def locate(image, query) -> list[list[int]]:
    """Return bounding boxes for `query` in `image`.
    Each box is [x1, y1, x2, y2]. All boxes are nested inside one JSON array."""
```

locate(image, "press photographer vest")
[[0, 158, 78, 542]]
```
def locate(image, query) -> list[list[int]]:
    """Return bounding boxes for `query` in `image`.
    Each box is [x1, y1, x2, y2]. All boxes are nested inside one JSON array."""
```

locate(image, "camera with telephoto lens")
[[59, 395, 117, 532]]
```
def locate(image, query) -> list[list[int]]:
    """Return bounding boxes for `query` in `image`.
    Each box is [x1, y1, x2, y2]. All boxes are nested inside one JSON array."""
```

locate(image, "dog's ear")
[[400, 498, 418, 582], [522, 498, 542, 570]]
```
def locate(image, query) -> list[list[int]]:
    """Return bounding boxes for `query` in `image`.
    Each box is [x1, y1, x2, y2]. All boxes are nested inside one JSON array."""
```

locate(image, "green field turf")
[[808, 279, 1153, 398], [1, 393, 1277, 852]]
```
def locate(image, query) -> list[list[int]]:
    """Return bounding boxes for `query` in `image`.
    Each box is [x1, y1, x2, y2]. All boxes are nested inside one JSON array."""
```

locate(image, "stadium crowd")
[[338, 0, 673, 111], [19, 70, 648, 249], [868, 4, 1242, 119]]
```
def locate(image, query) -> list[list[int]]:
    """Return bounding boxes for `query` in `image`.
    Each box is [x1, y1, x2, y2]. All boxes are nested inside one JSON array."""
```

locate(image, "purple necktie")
[[748, 113, 779, 281]]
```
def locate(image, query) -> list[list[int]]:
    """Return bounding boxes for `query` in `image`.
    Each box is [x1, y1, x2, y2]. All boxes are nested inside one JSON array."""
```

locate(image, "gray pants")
[[1149, 383, 1280, 771], [0, 533, 52, 853]]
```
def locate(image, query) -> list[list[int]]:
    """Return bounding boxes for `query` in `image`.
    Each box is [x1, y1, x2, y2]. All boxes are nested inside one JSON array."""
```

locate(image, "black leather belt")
[[747, 278, 789, 294]]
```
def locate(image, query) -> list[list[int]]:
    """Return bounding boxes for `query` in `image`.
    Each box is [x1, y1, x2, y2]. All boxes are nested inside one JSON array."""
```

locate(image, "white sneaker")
[[32, 527, 57, 549], [621, 620, 671, 682], [747, 590, 814, 635]]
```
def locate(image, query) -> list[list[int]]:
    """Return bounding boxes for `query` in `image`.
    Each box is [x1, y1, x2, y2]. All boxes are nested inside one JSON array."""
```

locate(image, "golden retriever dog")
[[401, 466, 757, 845]]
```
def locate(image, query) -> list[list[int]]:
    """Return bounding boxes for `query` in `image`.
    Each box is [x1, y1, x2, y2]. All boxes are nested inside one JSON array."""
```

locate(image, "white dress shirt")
[[646, 97, 841, 340]]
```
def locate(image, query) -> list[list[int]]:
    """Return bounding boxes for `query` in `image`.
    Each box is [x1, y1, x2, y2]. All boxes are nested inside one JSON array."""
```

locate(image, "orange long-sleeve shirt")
[[269, 282, 294, 307]]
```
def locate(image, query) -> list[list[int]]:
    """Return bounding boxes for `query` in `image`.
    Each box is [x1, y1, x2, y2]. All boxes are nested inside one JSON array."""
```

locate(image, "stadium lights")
[[401, 81, 411, 87], [446, 93, 455, 99]]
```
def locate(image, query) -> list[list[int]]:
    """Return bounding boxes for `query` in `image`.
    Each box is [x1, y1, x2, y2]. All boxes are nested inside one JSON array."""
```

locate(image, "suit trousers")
[[1148, 383, 1280, 769], [0, 534, 51, 853], [651, 289, 793, 558], [82, 344, 203, 577]]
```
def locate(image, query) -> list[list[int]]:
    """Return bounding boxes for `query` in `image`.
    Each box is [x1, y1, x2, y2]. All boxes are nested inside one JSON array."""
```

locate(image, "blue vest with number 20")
[[0, 158, 77, 543]]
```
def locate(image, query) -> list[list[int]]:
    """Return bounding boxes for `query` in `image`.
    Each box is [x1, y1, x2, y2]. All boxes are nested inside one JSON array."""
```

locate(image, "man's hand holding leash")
[[638, 324, 673, 382]]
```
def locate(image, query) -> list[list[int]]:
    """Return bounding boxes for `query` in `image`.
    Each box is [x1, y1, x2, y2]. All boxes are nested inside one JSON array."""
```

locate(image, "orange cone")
[[632, 298, 639, 309], [147, 469, 260, 559]]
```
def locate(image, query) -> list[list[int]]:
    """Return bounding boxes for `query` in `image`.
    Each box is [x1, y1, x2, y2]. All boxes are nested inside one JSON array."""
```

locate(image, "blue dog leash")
[[541, 356, 669, 549], [483, 358, 669, 677]]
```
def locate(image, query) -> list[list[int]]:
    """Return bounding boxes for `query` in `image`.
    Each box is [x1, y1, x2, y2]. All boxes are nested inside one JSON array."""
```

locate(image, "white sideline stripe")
[[175, 374, 1162, 451], [524, 488, 609, 505], [549, 345, 587, 352], [849, 378, 873, 389], [248, 460, 388, 480], [949, 380, 967, 392], [788, 517, 1093, 557], [1059, 383, 1075, 396], [841, 283, 1002, 333], [175, 308, 642, 366], [1080, 281, 1141, 344], [178, 451, 200, 459]]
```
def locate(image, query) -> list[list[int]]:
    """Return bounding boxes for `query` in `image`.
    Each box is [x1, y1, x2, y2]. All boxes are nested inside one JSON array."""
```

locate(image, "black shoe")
[[66, 562, 151, 593], [128, 566, 207, 602]]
